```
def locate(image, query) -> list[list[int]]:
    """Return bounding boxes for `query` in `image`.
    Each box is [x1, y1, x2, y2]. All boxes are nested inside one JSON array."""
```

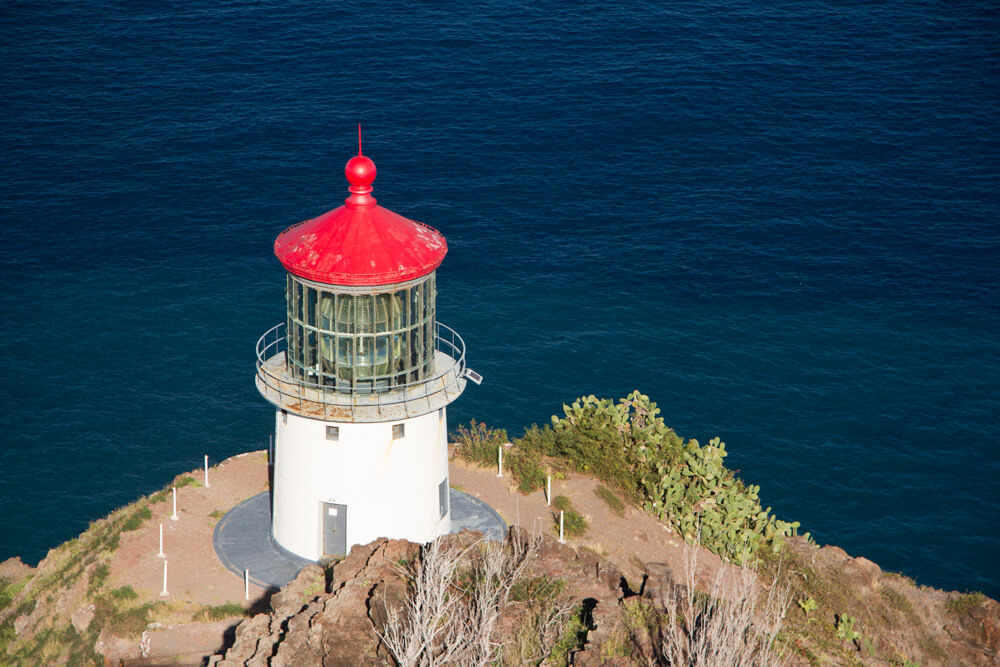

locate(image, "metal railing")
[[255, 321, 467, 421]]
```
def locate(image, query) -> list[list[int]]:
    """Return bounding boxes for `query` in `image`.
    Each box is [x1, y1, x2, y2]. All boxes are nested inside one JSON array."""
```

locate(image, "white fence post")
[[157, 523, 165, 558], [204, 454, 210, 488], [160, 560, 169, 596], [559, 511, 565, 543], [244, 569, 250, 600], [496, 446, 503, 478], [547, 476, 551, 506], [171, 487, 179, 521]]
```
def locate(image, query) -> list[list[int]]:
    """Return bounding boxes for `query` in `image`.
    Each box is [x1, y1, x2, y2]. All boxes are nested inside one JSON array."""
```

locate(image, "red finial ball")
[[345, 155, 376, 188]]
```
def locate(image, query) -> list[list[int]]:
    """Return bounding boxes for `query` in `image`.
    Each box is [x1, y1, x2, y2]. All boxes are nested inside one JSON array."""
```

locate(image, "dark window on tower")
[[326, 426, 339, 441], [392, 423, 405, 439]]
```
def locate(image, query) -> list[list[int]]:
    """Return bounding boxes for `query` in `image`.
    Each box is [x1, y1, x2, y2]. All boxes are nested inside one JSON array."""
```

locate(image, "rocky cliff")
[[210, 531, 998, 666]]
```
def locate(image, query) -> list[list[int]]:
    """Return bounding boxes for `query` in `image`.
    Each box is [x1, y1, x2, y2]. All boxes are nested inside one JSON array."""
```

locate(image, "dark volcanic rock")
[[215, 539, 416, 667], [214, 534, 1000, 667]]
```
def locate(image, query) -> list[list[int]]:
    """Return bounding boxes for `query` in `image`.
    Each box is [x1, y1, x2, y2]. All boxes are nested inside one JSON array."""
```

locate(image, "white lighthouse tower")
[[254, 144, 473, 561]]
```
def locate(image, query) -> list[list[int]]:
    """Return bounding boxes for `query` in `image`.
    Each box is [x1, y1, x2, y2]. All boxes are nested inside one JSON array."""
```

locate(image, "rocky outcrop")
[[213, 533, 1000, 667], [213, 539, 421, 666], [774, 537, 1000, 667], [214, 531, 634, 666]]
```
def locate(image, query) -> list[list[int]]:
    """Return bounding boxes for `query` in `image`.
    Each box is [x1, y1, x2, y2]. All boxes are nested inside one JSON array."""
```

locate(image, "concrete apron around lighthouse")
[[213, 487, 507, 590], [253, 137, 482, 563]]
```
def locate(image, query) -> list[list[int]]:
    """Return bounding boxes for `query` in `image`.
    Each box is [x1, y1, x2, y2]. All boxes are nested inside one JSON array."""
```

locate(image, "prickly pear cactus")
[[550, 392, 801, 563]]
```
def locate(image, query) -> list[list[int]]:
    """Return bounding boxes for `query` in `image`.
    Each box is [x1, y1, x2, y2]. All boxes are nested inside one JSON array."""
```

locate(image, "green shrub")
[[620, 596, 657, 634], [508, 448, 547, 494], [175, 475, 201, 488], [548, 606, 589, 666], [551, 495, 573, 512], [109, 585, 138, 602], [593, 486, 625, 516], [121, 506, 152, 532], [452, 420, 508, 467], [524, 391, 800, 564], [552, 496, 587, 538]]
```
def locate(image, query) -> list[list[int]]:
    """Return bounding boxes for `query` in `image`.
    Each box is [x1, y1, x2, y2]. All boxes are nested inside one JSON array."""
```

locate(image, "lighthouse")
[[254, 143, 475, 561]]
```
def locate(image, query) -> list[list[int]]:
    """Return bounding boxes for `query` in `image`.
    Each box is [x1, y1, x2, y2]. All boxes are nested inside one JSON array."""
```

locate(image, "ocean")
[[1, 1, 997, 597]]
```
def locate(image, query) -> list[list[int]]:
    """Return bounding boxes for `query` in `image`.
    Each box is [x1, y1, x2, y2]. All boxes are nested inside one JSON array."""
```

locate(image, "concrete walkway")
[[214, 489, 507, 590]]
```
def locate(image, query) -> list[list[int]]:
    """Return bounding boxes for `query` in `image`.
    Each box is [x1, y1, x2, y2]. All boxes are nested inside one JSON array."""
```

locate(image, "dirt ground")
[[103, 447, 705, 662], [109, 451, 272, 609], [448, 451, 703, 585]]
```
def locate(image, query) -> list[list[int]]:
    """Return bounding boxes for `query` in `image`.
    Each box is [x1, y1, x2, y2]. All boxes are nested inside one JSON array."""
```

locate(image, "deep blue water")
[[1, 2, 998, 597]]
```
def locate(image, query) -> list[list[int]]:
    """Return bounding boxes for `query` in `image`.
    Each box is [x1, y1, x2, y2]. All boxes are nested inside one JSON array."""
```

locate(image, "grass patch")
[[879, 585, 917, 624], [194, 602, 249, 622], [121, 506, 152, 532], [175, 475, 201, 488], [511, 576, 565, 604], [109, 585, 138, 602], [593, 485, 625, 516], [92, 593, 163, 637], [210, 509, 226, 520], [946, 591, 986, 615], [0, 576, 30, 611], [87, 563, 110, 595]]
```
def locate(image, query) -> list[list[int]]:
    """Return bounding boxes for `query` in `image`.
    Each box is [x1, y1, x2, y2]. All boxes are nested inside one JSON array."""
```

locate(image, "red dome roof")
[[274, 153, 447, 286]]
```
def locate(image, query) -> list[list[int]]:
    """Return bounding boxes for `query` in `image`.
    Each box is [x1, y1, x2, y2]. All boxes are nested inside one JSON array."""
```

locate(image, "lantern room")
[[283, 274, 437, 392]]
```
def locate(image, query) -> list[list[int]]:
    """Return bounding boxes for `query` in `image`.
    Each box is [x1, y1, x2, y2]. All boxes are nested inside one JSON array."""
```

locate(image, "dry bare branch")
[[659, 544, 790, 667], [380, 531, 544, 667]]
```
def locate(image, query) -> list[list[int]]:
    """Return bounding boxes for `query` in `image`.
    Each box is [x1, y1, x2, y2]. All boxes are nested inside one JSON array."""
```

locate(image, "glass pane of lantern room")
[[356, 336, 374, 379], [320, 334, 334, 377], [410, 284, 423, 326], [374, 294, 390, 334], [289, 321, 301, 377], [390, 290, 405, 331], [356, 295, 374, 335], [410, 326, 423, 381], [295, 280, 303, 322], [395, 330, 410, 384], [306, 287, 317, 330], [337, 338, 353, 384], [375, 334, 391, 379], [425, 319, 434, 358], [305, 330, 317, 373], [335, 295, 351, 334], [319, 293, 335, 332], [396, 288, 410, 329]]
